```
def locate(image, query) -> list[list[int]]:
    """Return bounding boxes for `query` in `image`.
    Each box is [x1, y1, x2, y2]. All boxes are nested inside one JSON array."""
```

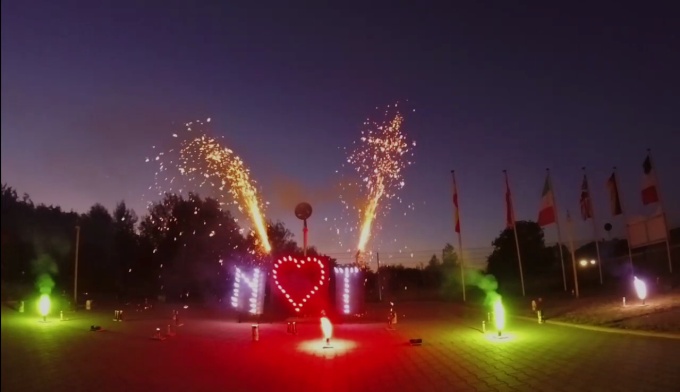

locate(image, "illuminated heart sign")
[[273, 255, 326, 313]]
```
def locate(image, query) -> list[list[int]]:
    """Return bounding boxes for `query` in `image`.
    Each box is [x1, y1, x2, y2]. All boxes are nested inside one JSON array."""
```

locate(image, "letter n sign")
[[231, 267, 265, 315]]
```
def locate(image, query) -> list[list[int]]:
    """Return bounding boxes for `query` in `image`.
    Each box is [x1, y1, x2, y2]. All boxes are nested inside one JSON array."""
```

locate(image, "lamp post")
[[295, 202, 312, 257], [74, 225, 80, 310]]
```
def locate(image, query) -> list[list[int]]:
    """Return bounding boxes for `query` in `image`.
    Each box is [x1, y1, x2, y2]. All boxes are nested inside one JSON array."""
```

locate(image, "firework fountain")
[[147, 118, 271, 255], [343, 104, 415, 267]]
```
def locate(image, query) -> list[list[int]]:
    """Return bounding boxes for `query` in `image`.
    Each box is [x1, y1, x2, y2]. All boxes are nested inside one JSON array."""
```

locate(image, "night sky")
[[2, 1, 679, 267]]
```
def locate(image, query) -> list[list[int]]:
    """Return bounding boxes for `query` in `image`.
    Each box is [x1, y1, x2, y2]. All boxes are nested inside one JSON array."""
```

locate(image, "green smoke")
[[36, 273, 55, 295], [32, 253, 59, 295], [466, 269, 501, 307]]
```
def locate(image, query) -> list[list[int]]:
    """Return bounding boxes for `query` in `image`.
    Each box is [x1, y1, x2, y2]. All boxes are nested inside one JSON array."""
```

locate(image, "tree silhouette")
[[80, 204, 115, 293], [486, 220, 554, 287], [111, 201, 139, 299]]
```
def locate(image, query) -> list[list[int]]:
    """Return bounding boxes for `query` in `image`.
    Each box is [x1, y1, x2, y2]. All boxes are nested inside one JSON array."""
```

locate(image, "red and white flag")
[[641, 155, 659, 205], [453, 183, 461, 233], [538, 173, 556, 226], [504, 172, 515, 229], [579, 174, 593, 220]]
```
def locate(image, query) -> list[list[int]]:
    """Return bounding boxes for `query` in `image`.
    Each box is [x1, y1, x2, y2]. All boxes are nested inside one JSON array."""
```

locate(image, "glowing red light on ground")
[[272, 255, 326, 313]]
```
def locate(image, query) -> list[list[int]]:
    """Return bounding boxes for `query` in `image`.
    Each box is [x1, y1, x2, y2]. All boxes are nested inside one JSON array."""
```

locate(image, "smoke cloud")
[[32, 253, 59, 295], [466, 269, 501, 306]]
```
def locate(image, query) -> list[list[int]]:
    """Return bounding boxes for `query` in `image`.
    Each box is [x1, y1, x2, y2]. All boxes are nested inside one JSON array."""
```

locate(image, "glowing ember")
[[178, 134, 271, 254], [345, 103, 415, 256], [633, 276, 647, 301], [38, 294, 50, 317], [493, 298, 505, 331], [321, 316, 333, 339]]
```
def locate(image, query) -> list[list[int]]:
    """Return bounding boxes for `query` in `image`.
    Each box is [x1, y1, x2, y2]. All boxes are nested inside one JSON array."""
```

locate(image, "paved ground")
[[2, 302, 678, 392]]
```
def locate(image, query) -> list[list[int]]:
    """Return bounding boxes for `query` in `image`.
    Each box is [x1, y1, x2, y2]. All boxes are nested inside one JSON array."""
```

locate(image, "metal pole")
[[504, 170, 525, 297], [303, 219, 308, 257], [74, 225, 80, 309], [548, 169, 568, 291], [646, 149, 673, 273], [612, 167, 636, 276], [451, 170, 466, 301], [583, 167, 603, 285], [377, 252, 382, 302], [567, 211, 580, 298]]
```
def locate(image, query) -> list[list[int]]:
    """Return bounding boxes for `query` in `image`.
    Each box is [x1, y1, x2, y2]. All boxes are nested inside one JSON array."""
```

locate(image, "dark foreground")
[[2, 302, 678, 392]]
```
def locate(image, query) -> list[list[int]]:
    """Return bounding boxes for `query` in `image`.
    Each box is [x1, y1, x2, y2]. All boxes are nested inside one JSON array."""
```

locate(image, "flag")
[[641, 156, 659, 205], [607, 172, 623, 216], [504, 174, 514, 229], [579, 174, 593, 220], [538, 174, 556, 226], [453, 185, 461, 233]]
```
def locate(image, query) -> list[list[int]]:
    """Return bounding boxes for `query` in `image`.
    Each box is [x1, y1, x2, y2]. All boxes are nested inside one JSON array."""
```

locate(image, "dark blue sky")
[[2, 1, 679, 267]]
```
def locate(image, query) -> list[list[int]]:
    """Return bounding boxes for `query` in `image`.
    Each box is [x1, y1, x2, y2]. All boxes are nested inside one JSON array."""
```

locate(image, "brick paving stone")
[[3, 303, 680, 391]]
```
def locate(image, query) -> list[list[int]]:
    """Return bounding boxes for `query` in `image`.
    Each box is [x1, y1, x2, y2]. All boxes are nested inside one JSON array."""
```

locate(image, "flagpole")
[[548, 168, 567, 292], [566, 209, 580, 298], [583, 167, 603, 285], [504, 170, 525, 297], [647, 149, 673, 273], [451, 170, 466, 301], [613, 167, 635, 277]]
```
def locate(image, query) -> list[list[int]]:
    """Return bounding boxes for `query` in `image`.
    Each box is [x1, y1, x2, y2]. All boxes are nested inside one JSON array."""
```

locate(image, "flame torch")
[[493, 298, 506, 337], [633, 276, 647, 305], [38, 294, 51, 322], [321, 316, 333, 348]]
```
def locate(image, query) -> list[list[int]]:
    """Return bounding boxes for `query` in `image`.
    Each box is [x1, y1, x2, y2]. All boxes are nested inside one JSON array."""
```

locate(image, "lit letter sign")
[[334, 266, 364, 315], [231, 267, 265, 315]]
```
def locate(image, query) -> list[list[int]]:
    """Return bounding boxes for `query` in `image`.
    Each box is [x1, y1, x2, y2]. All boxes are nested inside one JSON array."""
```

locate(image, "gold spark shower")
[[145, 118, 271, 255], [179, 136, 271, 254], [345, 104, 415, 257]]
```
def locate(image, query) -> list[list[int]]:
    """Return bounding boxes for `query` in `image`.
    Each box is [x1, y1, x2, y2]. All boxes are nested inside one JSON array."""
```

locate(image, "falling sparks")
[[179, 136, 271, 253], [340, 103, 415, 258], [144, 118, 271, 256]]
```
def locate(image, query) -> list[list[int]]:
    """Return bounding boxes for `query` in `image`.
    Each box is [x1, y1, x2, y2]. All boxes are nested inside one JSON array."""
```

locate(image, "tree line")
[[3, 183, 655, 305], [1, 184, 470, 303]]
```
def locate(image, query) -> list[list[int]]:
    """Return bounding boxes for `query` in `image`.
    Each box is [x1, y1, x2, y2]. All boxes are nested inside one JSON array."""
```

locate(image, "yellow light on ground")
[[633, 276, 647, 303], [579, 259, 588, 267], [38, 294, 51, 317]]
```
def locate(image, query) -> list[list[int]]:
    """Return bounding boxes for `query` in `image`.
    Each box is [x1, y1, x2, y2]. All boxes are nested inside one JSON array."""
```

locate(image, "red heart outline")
[[272, 255, 326, 313]]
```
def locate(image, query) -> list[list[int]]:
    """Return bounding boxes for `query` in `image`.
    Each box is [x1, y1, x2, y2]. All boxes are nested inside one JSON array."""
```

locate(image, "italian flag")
[[537, 174, 556, 226]]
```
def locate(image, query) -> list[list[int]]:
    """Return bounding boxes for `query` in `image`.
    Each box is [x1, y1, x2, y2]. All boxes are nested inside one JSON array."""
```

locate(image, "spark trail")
[[179, 135, 271, 253], [345, 104, 415, 261], [146, 118, 271, 254]]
